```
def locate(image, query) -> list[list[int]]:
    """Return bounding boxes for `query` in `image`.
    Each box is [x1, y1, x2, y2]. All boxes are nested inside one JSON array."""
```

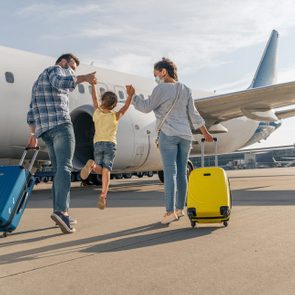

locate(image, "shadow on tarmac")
[[27, 186, 295, 209], [232, 188, 295, 206], [0, 222, 216, 265], [81, 226, 216, 253]]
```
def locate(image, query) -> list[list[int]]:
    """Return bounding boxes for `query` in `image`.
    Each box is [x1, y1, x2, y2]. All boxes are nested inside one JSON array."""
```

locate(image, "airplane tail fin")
[[249, 30, 278, 89]]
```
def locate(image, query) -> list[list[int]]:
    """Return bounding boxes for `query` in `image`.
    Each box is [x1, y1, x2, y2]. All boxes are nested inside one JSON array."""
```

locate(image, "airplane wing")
[[195, 81, 295, 125], [275, 108, 295, 119]]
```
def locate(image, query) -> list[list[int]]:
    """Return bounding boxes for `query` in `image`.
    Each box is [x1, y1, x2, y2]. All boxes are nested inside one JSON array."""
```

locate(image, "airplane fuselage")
[[0, 46, 263, 172]]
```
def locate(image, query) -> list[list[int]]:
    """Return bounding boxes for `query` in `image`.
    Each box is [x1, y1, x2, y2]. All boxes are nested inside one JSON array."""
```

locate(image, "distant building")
[[190, 145, 295, 169]]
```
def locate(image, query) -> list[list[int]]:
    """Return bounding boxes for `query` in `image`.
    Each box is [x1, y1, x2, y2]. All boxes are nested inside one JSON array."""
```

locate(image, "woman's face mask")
[[154, 69, 165, 84], [155, 75, 164, 84]]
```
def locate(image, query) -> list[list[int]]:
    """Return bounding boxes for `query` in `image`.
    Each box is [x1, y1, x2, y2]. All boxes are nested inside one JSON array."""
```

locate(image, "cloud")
[[15, 0, 295, 88], [278, 65, 295, 83], [84, 53, 155, 78], [78, 27, 123, 38], [71, 0, 295, 80], [210, 74, 253, 93], [16, 3, 102, 18]]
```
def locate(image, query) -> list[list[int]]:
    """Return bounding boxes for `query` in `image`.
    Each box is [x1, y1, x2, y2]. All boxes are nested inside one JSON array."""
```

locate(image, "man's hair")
[[101, 91, 118, 110], [154, 57, 178, 81], [55, 53, 80, 66]]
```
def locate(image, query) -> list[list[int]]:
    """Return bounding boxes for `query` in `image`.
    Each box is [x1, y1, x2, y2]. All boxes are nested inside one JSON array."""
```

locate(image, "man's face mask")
[[64, 64, 75, 75]]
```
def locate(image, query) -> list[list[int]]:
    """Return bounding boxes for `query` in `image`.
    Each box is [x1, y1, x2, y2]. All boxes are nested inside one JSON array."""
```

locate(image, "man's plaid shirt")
[[27, 65, 77, 138]]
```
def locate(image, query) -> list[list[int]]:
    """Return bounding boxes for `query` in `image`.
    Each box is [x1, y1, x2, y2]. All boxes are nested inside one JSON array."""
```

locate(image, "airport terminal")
[[191, 144, 295, 169]]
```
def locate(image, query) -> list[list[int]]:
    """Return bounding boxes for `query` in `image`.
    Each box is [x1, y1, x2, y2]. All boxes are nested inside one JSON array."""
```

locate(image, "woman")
[[132, 57, 214, 224]]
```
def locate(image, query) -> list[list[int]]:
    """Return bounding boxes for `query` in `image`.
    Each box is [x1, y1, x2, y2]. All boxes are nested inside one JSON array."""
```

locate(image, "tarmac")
[[0, 167, 295, 295]]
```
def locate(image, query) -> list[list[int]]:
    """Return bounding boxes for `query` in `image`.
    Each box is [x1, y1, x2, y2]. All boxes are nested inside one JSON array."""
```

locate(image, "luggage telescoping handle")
[[19, 146, 40, 172], [200, 138, 218, 167]]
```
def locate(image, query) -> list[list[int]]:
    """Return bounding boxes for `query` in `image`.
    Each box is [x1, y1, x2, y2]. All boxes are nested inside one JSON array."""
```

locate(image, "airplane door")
[[128, 109, 155, 169]]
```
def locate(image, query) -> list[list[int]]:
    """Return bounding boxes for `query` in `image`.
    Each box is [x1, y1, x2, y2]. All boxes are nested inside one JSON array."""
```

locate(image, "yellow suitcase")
[[187, 139, 231, 228]]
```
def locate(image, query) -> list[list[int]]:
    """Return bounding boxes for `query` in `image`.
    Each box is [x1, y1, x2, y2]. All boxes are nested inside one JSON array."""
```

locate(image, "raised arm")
[[48, 66, 76, 91], [132, 85, 162, 113], [91, 84, 100, 110], [116, 85, 134, 120]]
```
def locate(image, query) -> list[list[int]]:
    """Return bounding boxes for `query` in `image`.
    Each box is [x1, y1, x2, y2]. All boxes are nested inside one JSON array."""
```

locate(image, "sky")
[[1, 0, 295, 148]]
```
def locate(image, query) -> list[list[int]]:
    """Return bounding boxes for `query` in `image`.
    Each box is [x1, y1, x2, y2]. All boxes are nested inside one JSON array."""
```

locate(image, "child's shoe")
[[80, 159, 95, 180], [98, 193, 107, 210]]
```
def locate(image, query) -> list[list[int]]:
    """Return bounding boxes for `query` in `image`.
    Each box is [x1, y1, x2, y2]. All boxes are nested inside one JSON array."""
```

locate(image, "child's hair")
[[101, 91, 118, 110]]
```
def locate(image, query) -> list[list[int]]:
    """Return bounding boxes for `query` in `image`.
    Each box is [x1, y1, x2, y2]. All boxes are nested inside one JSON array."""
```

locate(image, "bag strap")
[[156, 83, 182, 136]]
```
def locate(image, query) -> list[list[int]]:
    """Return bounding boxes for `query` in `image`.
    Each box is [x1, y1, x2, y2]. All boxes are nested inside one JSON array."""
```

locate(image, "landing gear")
[[158, 170, 164, 183], [187, 160, 194, 178], [81, 174, 102, 186]]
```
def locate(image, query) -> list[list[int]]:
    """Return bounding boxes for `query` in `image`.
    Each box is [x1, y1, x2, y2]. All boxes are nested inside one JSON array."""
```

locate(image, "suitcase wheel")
[[2, 232, 8, 238], [191, 221, 196, 228], [223, 221, 228, 227]]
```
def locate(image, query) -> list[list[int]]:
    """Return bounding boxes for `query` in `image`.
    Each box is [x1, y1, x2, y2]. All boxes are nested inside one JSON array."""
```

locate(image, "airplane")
[[1, 29, 295, 183]]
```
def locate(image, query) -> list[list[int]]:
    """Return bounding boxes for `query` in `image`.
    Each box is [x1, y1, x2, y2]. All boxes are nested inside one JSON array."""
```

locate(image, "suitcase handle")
[[16, 177, 35, 214], [17, 192, 29, 214], [200, 137, 218, 167], [19, 147, 40, 172]]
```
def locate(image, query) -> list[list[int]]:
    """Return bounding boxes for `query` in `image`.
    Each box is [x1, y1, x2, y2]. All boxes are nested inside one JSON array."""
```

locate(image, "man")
[[27, 53, 96, 234]]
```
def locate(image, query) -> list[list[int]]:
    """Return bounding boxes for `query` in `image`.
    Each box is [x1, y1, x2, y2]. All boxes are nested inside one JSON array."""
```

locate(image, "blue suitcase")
[[0, 147, 39, 237]]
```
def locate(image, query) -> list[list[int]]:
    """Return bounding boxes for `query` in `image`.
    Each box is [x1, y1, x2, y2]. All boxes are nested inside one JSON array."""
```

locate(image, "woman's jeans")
[[41, 123, 75, 212], [159, 131, 191, 212]]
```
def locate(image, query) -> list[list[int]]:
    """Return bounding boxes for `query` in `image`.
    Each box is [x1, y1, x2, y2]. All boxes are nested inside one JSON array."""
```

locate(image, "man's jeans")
[[159, 131, 191, 212], [41, 123, 75, 212]]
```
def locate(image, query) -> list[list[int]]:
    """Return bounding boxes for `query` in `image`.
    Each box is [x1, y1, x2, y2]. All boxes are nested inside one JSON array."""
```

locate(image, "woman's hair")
[[154, 57, 178, 81], [101, 91, 118, 110]]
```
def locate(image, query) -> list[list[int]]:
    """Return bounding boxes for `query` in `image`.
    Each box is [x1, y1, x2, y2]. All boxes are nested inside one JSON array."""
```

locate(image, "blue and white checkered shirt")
[[27, 65, 77, 138]]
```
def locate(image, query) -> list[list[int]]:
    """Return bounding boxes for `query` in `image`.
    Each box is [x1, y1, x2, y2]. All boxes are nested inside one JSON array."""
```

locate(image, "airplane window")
[[5, 72, 14, 83], [78, 84, 85, 94], [88, 85, 106, 96], [118, 90, 125, 100], [100, 87, 106, 95]]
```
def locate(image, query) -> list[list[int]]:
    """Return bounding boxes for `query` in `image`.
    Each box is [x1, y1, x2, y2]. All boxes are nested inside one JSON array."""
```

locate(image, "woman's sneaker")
[[160, 212, 178, 225], [80, 159, 95, 180], [175, 209, 185, 218], [51, 211, 76, 234]]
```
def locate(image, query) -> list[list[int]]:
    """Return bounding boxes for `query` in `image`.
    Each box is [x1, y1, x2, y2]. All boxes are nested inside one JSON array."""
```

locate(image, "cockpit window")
[[5, 72, 14, 83]]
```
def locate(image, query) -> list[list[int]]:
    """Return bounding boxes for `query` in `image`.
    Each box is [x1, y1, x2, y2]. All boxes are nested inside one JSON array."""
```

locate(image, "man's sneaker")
[[69, 216, 78, 225], [176, 209, 185, 218], [80, 159, 95, 180], [51, 212, 76, 234], [160, 212, 178, 225], [55, 216, 77, 227]]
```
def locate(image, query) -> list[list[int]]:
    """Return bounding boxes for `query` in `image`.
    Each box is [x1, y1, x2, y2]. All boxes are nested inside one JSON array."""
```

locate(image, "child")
[[80, 84, 135, 209]]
